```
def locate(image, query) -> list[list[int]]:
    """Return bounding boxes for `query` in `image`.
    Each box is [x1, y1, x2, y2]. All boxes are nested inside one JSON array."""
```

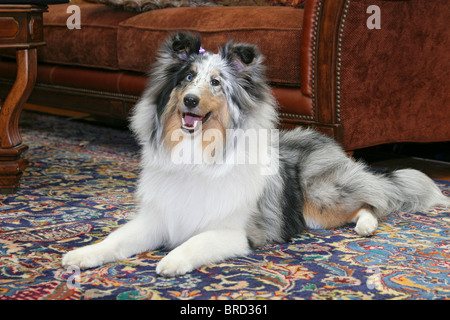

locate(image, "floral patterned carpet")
[[0, 111, 449, 300]]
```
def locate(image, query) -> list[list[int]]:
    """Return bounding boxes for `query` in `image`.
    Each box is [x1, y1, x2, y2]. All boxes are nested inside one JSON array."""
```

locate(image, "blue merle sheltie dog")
[[63, 32, 449, 276]]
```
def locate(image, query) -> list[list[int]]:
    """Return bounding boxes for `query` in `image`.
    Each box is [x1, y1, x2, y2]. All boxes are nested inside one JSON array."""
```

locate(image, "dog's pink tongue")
[[184, 113, 203, 126]]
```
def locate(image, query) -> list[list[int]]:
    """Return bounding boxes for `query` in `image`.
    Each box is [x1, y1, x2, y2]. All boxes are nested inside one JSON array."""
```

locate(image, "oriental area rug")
[[0, 111, 449, 300]]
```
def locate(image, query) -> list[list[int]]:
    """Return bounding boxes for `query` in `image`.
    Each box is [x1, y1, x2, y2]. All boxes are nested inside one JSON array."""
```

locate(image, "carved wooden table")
[[0, 4, 47, 193]]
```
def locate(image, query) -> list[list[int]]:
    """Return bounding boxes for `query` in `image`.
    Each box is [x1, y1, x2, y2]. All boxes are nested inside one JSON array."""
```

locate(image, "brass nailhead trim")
[[335, 0, 351, 123], [309, 0, 322, 122], [279, 112, 314, 120]]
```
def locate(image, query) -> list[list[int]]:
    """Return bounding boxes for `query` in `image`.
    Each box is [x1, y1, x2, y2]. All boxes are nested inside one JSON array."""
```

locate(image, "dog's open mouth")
[[181, 112, 211, 133]]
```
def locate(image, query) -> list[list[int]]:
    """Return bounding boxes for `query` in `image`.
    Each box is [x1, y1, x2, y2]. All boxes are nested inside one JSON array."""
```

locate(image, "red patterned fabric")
[[90, 0, 305, 12]]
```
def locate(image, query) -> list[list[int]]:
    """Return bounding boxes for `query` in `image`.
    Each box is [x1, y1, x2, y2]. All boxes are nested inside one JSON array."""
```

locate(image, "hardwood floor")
[[363, 156, 450, 181], [354, 146, 450, 182], [24, 103, 89, 119]]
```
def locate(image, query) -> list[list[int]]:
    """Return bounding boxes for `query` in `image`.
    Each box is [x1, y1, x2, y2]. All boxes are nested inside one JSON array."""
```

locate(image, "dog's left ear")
[[167, 32, 202, 61], [220, 42, 262, 74]]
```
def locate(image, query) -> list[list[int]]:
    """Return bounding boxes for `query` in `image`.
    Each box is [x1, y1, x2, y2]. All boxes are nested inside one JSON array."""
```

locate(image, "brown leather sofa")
[[1, 0, 449, 151]]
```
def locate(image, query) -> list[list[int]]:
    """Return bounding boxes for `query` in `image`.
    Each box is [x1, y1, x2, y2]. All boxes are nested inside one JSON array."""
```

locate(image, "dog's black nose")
[[183, 95, 200, 109]]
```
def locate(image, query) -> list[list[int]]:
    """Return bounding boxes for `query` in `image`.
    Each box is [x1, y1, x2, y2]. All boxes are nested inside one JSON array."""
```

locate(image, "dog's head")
[[132, 32, 277, 159]]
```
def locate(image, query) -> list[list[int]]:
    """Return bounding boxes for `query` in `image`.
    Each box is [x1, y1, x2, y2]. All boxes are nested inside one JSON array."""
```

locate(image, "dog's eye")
[[186, 74, 193, 82], [210, 78, 220, 87]]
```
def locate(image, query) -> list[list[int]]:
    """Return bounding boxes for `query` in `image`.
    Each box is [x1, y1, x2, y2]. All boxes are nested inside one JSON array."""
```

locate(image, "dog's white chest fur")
[[137, 162, 266, 248]]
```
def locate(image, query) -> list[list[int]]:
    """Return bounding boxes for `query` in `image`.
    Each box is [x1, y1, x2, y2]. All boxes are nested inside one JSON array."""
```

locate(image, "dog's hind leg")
[[350, 207, 378, 237], [303, 196, 379, 237]]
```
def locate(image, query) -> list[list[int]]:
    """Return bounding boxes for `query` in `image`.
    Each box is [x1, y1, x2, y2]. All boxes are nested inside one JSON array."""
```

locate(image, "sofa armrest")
[[301, 0, 450, 150], [299, 0, 348, 141]]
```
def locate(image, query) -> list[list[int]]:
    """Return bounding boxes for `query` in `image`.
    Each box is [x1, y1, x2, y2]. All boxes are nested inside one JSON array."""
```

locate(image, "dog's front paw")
[[156, 250, 195, 277], [62, 244, 109, 269]]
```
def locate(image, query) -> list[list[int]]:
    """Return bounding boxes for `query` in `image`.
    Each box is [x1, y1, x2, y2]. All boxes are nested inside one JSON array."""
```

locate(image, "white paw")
[[62, 244, 110, 269], [156, 249, 194, 277], [355, 212, 378, 237]]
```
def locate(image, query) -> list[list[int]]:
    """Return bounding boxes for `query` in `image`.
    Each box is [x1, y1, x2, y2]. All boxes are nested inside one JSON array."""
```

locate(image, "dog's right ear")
[[165, 32, 202, 61]]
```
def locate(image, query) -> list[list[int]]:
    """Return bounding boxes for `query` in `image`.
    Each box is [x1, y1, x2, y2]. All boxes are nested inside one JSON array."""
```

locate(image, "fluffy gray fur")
[[251, 127, 449, 247]]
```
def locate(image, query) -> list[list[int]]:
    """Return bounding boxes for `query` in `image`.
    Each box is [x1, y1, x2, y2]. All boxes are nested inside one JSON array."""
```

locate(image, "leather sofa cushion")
[[117, 6, 304, 86], [39, 3, 136, 70], [39, 3, 304, 87]]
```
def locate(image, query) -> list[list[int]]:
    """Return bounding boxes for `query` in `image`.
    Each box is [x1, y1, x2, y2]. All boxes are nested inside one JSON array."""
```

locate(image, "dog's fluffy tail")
[[373, 169, 449, 217]]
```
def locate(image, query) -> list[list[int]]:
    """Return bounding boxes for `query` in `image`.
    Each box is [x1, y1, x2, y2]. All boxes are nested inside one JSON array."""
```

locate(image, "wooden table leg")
[[0, 48, 38, 194], [0, 4, 46, 194]]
